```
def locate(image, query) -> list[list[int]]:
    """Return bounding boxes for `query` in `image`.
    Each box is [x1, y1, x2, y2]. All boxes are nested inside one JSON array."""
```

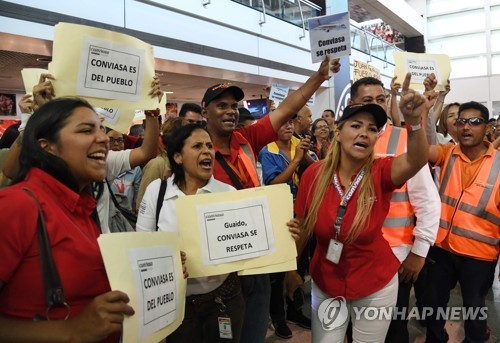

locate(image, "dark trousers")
[[269, 272, 286, 323], [166, 273, 245, 343], [425, 247, 496, 343], [385, 280, 411, 343], [239, 274, 271, 343]]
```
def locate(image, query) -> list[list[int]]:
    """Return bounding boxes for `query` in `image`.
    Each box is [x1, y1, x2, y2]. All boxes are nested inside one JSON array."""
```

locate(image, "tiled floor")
[[265, 262, 500, 343]]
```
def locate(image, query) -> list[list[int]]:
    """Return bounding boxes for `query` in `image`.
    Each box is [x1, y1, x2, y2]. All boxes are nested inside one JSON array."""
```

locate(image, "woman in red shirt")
[[310, 118, 331, 160], [290, 74, 429, 342], [0, 98, 135, 342]]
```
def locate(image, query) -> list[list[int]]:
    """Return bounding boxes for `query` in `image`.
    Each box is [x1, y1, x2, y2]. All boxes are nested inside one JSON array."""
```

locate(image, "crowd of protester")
[[0, 50, 499, 343]]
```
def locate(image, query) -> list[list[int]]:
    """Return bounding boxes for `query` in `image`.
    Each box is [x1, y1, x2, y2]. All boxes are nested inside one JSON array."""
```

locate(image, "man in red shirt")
[[202, 56, 339, 343]]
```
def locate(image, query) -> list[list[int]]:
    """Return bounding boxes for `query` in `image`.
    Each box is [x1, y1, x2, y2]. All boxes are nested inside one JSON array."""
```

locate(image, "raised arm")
[[268, 137, 310, 185], [269, 56, 340, 131], [3, 75, 55, 178], [117, 76, 162, 169], [432, 79, 450, 125], [391, 73, 429, 186], [389, 76, 402, 127], [2, 94, 35, 178]]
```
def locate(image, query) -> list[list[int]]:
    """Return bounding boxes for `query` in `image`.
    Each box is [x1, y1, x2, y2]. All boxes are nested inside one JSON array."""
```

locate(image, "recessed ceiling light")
[[165, 91, 174, 94], [36, 57, 52, 63]]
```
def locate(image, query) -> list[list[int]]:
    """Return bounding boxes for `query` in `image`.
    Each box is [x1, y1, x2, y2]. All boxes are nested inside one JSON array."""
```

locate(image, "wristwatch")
[[405, 122, 422, 133]]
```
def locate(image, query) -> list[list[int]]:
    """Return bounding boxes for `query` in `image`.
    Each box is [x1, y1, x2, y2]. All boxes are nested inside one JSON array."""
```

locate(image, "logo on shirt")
[[317, 296, 348, 331]]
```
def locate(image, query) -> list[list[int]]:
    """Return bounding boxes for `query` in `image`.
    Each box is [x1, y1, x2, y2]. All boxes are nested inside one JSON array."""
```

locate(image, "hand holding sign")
[[68, 290, 134, 342], [318, 54, 341, 79], [33, 73, 55, 110]]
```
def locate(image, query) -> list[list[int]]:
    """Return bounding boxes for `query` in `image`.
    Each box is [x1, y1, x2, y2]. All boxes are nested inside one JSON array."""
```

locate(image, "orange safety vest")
[[435, 148, 500, 261], [234, 131, 260, 188], [375, 125, 415, 247]]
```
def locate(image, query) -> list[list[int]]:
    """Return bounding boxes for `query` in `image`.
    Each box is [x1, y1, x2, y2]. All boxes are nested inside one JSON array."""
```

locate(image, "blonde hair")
[[302, 121, 376, 244]]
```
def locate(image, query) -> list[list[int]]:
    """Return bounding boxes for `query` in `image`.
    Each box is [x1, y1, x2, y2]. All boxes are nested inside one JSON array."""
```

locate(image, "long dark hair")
[[167, 124, 207, 190], [13, 97, 95, 193]]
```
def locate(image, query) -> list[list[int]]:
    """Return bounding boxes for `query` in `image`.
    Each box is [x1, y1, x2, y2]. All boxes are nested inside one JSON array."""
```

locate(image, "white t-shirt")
[[137, 175, 236, 295], [98, 150, 131, 233]]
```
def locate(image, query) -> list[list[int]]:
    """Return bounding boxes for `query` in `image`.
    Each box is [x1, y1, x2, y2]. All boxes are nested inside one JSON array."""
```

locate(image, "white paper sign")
[[197, 196, 275, 265], [269, 83, 289, 103], [129, 246, 178, 340], [94, 107, 123, 124], [77, 36, 146, 101], [308, 12, 351, 63], [405, 58, 440, 85]]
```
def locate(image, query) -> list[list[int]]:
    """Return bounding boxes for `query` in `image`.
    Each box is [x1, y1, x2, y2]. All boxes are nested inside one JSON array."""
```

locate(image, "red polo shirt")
[[295, 158, 400, 299], [213, 115, 277, 188], [0, 169, 112, 325]]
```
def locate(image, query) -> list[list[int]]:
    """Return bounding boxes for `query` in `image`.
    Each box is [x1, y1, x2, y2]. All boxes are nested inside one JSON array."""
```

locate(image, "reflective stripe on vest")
[[376, 125, 415, 246], [239, 142, 260, 188], [436, 149, 500, 260]]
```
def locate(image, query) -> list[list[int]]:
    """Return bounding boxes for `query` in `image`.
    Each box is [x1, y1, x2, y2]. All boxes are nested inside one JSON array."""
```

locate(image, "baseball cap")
[[337, 103, 387, 129], [202, 83, 244, 107], [238, 107, 255, 123]]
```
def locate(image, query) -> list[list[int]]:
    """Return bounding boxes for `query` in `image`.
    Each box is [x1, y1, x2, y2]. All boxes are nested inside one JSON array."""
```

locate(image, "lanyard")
[[113, 175, 126, 194], [332, 168, 365, 239]]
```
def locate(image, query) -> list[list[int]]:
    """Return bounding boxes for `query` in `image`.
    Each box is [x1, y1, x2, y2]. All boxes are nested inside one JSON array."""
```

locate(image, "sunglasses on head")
[[455, 117, 485, 126]]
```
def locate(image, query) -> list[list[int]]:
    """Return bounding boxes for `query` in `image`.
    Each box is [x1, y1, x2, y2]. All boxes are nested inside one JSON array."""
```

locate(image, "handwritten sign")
[[353, 60, 380, 82], [308, 12, 351, 63]]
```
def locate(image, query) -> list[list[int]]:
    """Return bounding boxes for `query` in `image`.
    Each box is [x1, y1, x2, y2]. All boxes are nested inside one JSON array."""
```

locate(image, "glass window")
[[427, 0, 484, 16], [450, 56, 487, 78], [427, 33, 486, 57], [427, 9, 485, 37], [492, 30, 500, 52], [492, 54, 500, 74], [491, 6, 500, 29]]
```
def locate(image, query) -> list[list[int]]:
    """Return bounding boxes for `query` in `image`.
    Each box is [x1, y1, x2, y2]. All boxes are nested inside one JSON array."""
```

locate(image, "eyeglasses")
[[109, 137, 124, 144], [315, 125, 329, 130], [455, 117, 486, 127]]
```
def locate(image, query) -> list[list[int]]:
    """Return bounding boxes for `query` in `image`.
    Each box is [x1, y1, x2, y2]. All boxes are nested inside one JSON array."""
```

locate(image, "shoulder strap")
[[155, 179, 167, 231], [215, 151, 245, 190], [105, 179, 137, 224], [22, 188, 68, 317]]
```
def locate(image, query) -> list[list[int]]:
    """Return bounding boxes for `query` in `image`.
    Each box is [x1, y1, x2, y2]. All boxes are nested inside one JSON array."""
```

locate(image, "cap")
[[337, 103, 387, 129], [202, 83, 244, 107], [238, 107, 255, 123]]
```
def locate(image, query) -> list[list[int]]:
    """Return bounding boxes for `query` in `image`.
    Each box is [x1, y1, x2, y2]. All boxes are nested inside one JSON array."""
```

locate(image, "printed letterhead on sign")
[[98, 232, 186, 343], [393, 51, 451, 91], [308, 12, 351, 64], [269, 83, 289, 103], [175, 184, 296, 278], [50, 23, 158, 113], [78, 36, 145, 102]]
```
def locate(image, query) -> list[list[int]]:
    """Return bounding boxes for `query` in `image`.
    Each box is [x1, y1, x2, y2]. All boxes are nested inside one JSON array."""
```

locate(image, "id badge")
[[326, 239, 343, 264], [218, 316, 233, 339]]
